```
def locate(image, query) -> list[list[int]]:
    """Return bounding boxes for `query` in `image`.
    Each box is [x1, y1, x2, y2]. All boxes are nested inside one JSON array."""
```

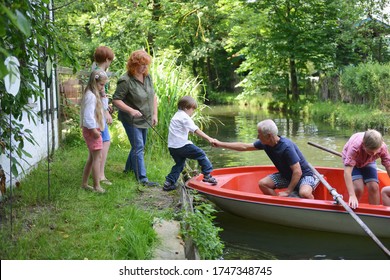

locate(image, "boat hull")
[[185, 165, 390, 238]]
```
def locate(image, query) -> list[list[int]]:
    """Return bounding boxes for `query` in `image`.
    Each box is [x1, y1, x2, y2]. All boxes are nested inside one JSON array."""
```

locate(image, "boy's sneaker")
[[142, 181, 160, 187], [163, 181, 176, 192], [202, 174, 217, 185]]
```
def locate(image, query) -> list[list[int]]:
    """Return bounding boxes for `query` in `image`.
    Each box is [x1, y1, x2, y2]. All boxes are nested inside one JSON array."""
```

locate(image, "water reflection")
[[196, 105, 390, 260], [217, 211, 390, 260]]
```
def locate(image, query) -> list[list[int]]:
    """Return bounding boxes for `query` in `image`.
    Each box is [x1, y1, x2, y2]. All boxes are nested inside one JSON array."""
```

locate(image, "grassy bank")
[[0, 129, 177, 260], [309, 101, 390, 131]]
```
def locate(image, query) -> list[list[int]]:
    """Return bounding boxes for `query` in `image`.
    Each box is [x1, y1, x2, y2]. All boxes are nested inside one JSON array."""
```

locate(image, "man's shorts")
[[269, 172, 317, 192], [351, 162, 379, 184]]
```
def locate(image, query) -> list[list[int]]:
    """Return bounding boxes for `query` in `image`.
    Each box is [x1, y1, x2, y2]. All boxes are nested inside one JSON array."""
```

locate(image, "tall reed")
[[148, 52, 210, 154]]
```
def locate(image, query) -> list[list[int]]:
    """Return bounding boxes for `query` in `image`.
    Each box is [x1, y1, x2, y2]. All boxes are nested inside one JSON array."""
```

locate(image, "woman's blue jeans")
[[166, 144, 213, 184], [121, 121, 148, 182]]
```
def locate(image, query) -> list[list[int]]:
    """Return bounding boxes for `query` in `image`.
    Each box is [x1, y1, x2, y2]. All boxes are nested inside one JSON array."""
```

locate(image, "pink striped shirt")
[[342, 132, 390, 168]]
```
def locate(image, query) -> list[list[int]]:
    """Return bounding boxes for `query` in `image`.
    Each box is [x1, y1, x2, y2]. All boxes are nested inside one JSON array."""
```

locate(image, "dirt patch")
[[132, 186, 181, 212]]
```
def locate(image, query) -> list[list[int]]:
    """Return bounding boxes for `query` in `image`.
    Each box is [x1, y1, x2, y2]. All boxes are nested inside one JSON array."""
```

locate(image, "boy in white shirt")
[[163, 96, 217, 191]]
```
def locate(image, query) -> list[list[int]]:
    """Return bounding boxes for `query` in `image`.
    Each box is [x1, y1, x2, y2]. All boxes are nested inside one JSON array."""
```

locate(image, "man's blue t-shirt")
[[253, 136, 313, 180]]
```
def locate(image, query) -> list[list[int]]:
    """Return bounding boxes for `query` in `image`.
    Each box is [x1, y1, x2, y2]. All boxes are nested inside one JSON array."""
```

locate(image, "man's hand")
[[278, 191, 291, 197], [211, 139, 221, 147]]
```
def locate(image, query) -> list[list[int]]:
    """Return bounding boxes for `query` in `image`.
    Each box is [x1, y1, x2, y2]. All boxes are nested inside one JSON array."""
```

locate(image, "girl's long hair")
[[81, 70, 107, 130]]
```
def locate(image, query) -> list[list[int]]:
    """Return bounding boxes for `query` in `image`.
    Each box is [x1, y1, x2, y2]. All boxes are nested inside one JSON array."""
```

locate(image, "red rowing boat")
[[186, 165, 390, 238]]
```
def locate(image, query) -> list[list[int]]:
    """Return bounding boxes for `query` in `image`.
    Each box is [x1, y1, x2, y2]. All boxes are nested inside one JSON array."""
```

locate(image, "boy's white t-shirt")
[[168, 109, 199, 148]]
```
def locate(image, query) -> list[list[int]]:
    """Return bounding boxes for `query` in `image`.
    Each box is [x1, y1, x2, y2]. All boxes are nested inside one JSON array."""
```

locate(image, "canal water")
[[197, 105, 390, 260]]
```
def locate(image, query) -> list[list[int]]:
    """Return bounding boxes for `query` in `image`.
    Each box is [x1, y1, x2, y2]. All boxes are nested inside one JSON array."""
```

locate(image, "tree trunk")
[[147, 0, 161, 53], [289, 58, 299, 101]]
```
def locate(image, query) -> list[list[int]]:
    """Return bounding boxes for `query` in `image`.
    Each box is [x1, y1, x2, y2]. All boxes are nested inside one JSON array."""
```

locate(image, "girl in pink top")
[[342, 129, 390, 208]]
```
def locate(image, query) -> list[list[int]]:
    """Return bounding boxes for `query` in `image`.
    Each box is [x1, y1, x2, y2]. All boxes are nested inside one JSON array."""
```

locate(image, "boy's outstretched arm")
[[194, 129, 214, 144]]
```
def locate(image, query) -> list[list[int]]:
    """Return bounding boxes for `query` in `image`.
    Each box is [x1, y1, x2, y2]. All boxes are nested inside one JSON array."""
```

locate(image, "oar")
[[308, 141, 385, 171], [308, 163, 390, 258], [307, 141, 342, 157]]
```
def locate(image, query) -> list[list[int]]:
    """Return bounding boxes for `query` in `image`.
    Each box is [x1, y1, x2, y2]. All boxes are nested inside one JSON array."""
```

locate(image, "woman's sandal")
[[81, 185, 94, 191], [100, 179, 112, 185], [93, 186, 106, 193]]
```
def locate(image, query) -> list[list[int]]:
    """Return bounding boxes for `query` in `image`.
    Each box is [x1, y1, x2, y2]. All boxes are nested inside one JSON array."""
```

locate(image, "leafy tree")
[[0, 0, 78, 176], [334, 0, 390, 67], [162, 0, 236, 94], [225, 0, 342, 101], [53, 0, 153, 73], [222, 0, 390, 102], [53, 0, 237, 97]]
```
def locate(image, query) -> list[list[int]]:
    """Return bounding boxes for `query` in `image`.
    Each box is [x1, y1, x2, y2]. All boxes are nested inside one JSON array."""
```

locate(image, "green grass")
[[0, 129, 177, 260]]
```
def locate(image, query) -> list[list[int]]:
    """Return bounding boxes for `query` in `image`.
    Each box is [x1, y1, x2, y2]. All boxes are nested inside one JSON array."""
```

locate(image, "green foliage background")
[[2, 0, 390, 261], [2, 0, 390, 177]]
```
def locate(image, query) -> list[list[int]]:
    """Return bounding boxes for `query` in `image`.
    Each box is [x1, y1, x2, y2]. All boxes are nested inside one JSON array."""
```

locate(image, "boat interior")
[[201, 165, 390, 204]]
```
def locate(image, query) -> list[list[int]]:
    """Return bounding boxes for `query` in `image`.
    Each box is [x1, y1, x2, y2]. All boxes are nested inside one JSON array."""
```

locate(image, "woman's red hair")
[[126, 50, 152, 76]]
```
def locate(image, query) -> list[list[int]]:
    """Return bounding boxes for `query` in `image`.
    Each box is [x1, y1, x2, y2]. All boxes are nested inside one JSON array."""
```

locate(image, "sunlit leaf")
[[46, 56, 52, 79], [15, 10, 31, 37]]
